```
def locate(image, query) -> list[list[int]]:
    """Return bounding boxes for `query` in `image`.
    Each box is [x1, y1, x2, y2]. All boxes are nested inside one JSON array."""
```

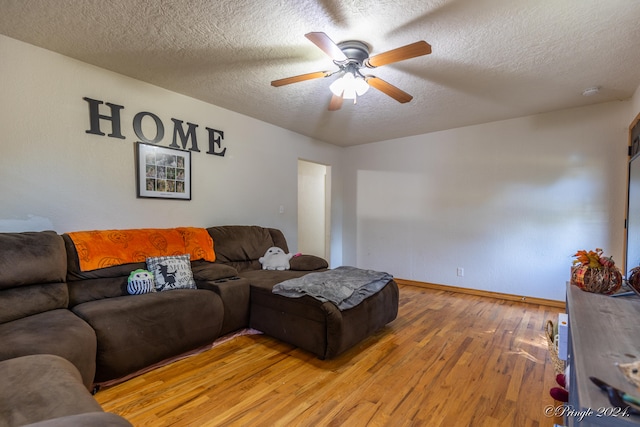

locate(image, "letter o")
[[133, 111, 164, 143]]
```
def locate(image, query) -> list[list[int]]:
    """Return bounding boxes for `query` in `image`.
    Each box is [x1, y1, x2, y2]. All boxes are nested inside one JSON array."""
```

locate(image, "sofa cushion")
[[239, 269, 318, 291], [266, 228, 290, 253], [0, 282, 68, 324], [72, 290, 224, 383], [208, 225, 274, 261], [289, 254, 329, 271], [207, 226, 289, 272], [146, 254, 196, 291], [0, 309, 97, 389], [64, 234, 235, 306], [0, 355, 103, 427], [66, 266, 237, 306], [190, 260, 238, 281], [0, 231, 66, 290], [67, 277, 130, 307]]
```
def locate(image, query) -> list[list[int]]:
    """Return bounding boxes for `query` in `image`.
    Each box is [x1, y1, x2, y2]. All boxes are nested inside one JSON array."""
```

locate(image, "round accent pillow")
[[127, 269, 156, 295]]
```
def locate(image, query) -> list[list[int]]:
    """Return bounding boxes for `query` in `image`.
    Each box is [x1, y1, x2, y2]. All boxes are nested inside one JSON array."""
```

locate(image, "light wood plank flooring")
[[95, 284, 565, 426]]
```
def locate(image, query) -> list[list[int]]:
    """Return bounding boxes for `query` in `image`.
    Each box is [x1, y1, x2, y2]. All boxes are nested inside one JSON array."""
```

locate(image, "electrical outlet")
[[457, 267, 464, 277]]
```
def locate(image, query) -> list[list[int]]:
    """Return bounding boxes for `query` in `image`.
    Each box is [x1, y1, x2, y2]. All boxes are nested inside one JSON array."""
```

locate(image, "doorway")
[[298, 159, 330, 260]]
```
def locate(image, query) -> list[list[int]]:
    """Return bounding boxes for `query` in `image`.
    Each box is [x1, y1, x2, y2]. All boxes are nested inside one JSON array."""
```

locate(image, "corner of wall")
[[631, 84, 640, 123]]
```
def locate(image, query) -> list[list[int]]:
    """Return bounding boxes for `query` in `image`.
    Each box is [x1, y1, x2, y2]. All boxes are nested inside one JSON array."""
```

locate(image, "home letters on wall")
[[83, 97, 226, 156]]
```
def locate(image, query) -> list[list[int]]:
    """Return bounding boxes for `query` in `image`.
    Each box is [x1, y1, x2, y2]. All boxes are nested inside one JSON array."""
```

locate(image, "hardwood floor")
[[95, 284, 565, 426]]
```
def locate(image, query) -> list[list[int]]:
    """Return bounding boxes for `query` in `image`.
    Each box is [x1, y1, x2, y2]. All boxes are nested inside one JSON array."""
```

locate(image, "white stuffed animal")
[[259, 247, 294, 270]]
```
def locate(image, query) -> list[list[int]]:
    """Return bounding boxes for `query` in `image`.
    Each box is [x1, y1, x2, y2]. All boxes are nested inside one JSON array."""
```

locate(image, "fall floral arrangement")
[[571, 248, 622, 295]]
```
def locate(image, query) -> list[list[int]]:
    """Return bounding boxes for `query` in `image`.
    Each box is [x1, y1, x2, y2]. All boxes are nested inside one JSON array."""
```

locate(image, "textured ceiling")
[[1, 0, 640, 146]]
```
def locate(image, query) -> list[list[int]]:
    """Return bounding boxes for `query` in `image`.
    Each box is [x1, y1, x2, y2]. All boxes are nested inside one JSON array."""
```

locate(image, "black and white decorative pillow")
[[127, 269, 156, 295], [146, 254, 196, 291]]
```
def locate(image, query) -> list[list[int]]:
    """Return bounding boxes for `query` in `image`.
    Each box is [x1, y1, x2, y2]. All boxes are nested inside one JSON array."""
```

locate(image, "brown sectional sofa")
[[0, 231, 131, 427], [0, 225, 398, 426]]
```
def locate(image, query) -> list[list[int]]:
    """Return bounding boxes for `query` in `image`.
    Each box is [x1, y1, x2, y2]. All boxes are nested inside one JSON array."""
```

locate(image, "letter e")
[[206, 127, 226, 157]]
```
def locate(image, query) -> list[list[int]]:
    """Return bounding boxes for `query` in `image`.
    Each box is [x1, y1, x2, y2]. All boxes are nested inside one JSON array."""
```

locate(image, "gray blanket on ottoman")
[[272, 266, 393, 310]]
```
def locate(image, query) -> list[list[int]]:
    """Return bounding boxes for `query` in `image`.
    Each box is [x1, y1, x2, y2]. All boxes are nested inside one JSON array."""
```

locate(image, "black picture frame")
[[136, 142, 191, 200]]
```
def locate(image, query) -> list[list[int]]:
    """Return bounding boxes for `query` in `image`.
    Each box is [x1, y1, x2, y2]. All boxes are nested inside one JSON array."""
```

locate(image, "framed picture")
[[136, 142, 191, 200]]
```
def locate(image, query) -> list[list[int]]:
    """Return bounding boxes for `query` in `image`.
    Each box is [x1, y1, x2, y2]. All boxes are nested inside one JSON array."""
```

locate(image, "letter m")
[[170, 119, 200, 152]]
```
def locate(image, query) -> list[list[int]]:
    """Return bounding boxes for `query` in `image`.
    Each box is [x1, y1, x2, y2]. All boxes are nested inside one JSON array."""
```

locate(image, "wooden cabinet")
[[565, 284, 640, 426]]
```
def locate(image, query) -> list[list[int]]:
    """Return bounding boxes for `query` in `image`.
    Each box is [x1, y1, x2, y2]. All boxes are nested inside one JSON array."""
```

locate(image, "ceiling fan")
[[271, 32, 431, 111]]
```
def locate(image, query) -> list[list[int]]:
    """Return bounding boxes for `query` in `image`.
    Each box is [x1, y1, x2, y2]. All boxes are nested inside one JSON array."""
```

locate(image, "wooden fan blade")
[[271, 71, 330, 87], [329, 93, 343, 111], [366, 41, 431, 68], [366, 76, 413, 103], [305, 32, 347, 61]]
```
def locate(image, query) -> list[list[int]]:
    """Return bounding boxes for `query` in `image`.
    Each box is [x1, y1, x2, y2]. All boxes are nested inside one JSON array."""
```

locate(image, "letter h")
[[83, 97, 126, 139]]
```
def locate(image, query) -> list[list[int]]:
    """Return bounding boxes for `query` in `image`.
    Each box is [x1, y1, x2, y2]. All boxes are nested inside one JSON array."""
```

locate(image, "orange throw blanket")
[[67, 227, 215, 271]]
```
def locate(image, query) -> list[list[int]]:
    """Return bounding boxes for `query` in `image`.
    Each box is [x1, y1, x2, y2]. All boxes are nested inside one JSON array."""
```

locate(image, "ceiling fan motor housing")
[[336, 40, 370, 66]]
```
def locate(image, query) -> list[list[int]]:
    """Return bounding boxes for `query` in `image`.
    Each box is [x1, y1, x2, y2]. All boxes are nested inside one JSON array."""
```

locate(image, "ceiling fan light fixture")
[[329, 72, 369, 101]]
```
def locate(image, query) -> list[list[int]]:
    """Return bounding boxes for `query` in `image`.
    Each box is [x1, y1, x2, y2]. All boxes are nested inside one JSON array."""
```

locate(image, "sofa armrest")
[[191, 261, 238, 282], [289, 255, 328, 271]]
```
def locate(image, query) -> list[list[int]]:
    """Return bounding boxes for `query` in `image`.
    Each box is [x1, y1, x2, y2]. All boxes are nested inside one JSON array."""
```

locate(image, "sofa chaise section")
[[207, 225, 399, 359]]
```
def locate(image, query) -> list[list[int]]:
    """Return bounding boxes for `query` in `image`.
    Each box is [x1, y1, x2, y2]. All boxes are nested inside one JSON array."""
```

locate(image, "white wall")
[[0, 35, 344, 260], [343, 101, 631, 301], [631, 85, 640, 123]]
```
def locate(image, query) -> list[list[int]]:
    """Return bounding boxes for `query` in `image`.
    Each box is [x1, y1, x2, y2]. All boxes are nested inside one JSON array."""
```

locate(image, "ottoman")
[[245, 269, 399, 359]]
